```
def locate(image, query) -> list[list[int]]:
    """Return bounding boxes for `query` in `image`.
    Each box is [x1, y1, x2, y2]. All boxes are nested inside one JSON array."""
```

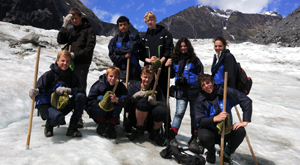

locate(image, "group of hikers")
[[28, 8, 252, 165]]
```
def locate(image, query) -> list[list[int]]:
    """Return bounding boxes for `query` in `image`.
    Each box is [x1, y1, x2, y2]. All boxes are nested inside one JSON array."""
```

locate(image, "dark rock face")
[[251, 6, 300, 47], [0, 0, 137, 36], [158, 5, 282, 41]]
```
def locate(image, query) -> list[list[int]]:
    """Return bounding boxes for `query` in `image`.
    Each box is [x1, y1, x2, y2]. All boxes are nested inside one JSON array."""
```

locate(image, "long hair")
[[171, 37, 197, 64]]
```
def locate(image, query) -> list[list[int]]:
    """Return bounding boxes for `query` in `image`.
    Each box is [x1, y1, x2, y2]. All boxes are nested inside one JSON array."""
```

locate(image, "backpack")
[[160, 145, 205, 165], [235, 62, 252, 95]]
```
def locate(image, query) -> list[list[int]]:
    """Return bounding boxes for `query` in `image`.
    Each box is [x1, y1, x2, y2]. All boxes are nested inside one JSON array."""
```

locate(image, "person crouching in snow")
[[86, 67, 128, 139], [29, 50, 86, 137], [126, 65, 168, 146], [195, 74, 252, 165]]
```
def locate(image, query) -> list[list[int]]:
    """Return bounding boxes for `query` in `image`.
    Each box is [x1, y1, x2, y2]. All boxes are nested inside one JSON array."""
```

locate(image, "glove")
[[133, 91, 147, 100], [29, 88, 39, 99], [56, 87, 72, 95], [70, 52, 75, 59], [62, 14, 73, 28], [148, 95, 158, 106], [216, 113, 231, 135], [151, 58, 162, 72], [145, 90, 157, 96]]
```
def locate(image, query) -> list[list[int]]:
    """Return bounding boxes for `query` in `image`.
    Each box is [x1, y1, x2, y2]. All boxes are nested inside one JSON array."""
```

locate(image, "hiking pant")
[[89, 95, 122, 125], [171, 99, 197, 133], [40, 93, 85, 126], [198, 126, 246, 154], [73, 64, 90, 91]]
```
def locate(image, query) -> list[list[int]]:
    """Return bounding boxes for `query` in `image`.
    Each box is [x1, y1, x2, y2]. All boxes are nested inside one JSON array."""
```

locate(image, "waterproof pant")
[[40, 93, 85, 126], [171, 99, 197, 134], [198, 126, 246, 154], [73, 64, 90, 91], [89, 95, 123, 125]]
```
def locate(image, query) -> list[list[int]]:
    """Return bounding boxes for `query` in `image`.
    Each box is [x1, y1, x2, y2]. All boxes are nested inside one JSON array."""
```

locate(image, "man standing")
[[57, 7, 96, 91], [57, 8, 96, 128], [108, 16, 141, 85]]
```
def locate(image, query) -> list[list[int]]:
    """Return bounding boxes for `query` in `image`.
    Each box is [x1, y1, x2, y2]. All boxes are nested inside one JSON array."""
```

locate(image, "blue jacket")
[[211, 49, 237, 89], [195, 84, 252, 128], [108, 31, 141, 81], [86, 75, 129, 111], [35, 63, 84, 106], [170, 55, 203, 100]]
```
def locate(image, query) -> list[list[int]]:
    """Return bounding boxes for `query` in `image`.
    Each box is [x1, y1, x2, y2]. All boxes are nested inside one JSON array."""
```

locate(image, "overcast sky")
[[80, 0, 299, 31]]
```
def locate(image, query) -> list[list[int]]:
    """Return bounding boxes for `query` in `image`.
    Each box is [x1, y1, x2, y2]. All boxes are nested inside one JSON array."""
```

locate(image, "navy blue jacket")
[[195, 84, 252, 128], [170, 55, 203, 100], [86, 75, 129, 111], [108, 31, 141, 81], [35, 63, 84, 105], [211, 49, 237, 89]]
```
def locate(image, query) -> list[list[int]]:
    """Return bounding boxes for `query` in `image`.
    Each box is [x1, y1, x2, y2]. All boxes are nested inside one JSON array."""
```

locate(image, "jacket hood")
[[74, 17, 92, 31], [50, 63, 72, 76]]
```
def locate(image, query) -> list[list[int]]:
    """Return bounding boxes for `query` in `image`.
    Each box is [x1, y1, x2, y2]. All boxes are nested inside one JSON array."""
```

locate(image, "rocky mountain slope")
[[158, 5, 282, 41], [251, 6, 300, 47], [0, 0, 137, 36]]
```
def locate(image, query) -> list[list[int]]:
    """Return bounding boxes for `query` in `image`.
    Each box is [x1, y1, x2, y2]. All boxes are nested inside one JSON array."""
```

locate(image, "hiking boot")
[[188, 136, 204, 154], [205, 148, 216, 164], [149, 129, 167, 146], [77, 118, 84, 128], [96, 122, 108, 137], [44, 121, 53, 137], [169, 138, 178, 147], [66, 123, 82, 137], [223, 152, 232, 165], [127, 125, 144, 141], [107, 124, 117, 139]]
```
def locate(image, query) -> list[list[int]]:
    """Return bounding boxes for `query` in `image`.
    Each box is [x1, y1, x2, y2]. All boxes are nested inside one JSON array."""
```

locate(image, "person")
[[211, 36, 237, 89], [140, 11, 174, 98], [28, 50, 86, 137], [108, 16, 141, 85], [165, 37, 204, 153], [195, 74, 252, 164], [86, 67, 128, 139], [57, 7, 96, 128], [126, 65, 168, 146]]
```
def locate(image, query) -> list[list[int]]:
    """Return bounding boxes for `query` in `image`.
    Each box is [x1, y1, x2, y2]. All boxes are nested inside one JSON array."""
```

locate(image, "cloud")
[[137, 3, 144, 10], [152, 7, 166, 13], [197, 0, 270, 13], [92, 7, 110, 21], [122, 0, 135, 9], [110, 14, 122, 24], [164, 0, 187, 6]]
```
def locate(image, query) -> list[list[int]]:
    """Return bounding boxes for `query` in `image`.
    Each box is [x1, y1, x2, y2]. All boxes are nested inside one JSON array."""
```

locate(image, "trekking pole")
[[165, 66, 171, 138], [26, 46, 41, 150], [220, 72, 228, 165], [234, 106, 258, 165], [123, 58, 130, 128]]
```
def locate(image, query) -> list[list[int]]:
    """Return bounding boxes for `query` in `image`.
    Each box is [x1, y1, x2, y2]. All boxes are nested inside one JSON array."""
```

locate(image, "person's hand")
[[70, 52, 75, 59], [133, 91, 147, 100], [125, 52, 131, 58], [56, 87, 72, 95], [62, 14, 73, 28], [213, 111, 227, 122], [148, 95, 158, 106], [232, 121, 248, 130], [29, 88, 39, 99], [150, 56, 157, 62], [165, 58, 172, 66], [110, 94, 119, 103]]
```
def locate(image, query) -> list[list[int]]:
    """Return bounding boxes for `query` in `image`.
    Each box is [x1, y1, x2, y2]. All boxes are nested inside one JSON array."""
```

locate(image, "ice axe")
[[220, 72, 228, 165], [26, 46, 41, 150]]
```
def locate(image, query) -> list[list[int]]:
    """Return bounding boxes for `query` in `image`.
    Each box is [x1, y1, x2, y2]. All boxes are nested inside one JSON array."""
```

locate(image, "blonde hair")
[[57, 50, 71, 60], [105, 66, 121, 79], [144, 11, 157, 23], [141, 65, 155, 77]]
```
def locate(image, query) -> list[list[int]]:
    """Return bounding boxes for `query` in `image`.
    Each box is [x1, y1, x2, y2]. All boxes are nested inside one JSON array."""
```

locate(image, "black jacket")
[[35, 63, 84, 105], [86, 75, 128, 111], [108, 31, 141, 80], [195, 84, 252, 128], [57, 17, 96, 65], [211, 49, 237, 88]]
